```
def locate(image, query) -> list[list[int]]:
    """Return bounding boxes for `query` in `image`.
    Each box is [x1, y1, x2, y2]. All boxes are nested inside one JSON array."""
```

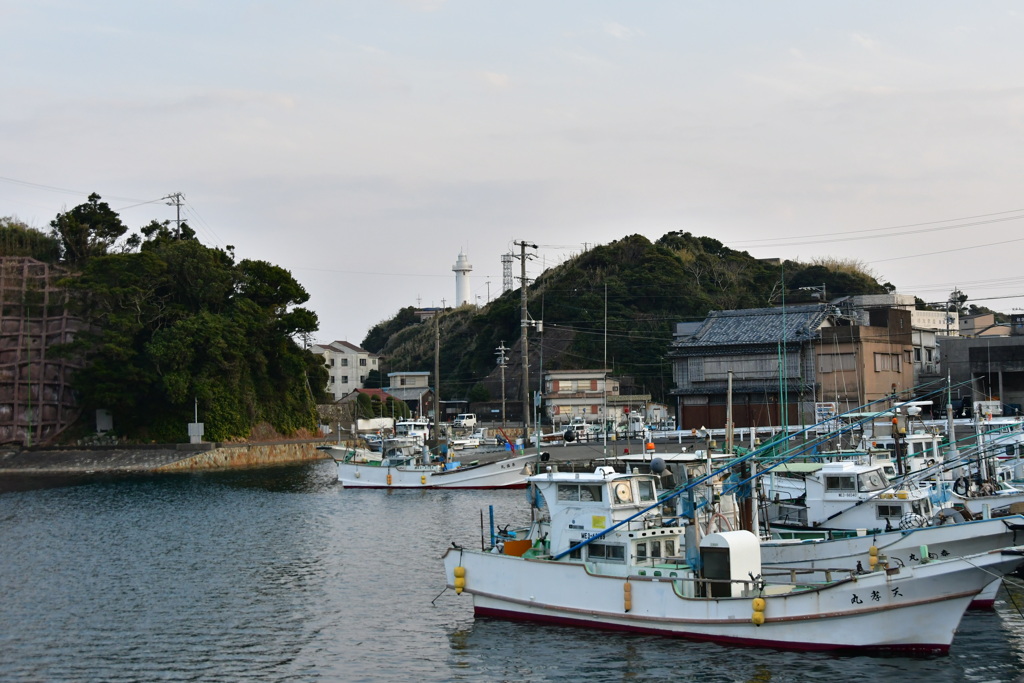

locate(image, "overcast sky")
[[4, 1, 1024, 345]]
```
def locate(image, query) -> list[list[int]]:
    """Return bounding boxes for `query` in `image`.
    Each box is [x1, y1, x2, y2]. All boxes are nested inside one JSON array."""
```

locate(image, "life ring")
[[953, 477, 970, 496]]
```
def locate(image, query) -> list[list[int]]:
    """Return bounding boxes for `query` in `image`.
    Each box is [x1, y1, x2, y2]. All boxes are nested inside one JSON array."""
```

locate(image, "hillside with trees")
[[2, 195, 328, 443], [362, 232, 890, 409]]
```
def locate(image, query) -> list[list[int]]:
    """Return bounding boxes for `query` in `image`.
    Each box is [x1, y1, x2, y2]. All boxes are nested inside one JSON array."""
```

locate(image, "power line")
[[730, 207, 1024, 247]]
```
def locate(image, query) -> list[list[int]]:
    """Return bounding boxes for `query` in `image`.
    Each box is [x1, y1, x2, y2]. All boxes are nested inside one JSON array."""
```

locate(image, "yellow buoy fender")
[[623, 582, 632, 612], [751, 596, 766, 625], [386, 473, 392, 486], [454, 566, 466, 594], [421, 475, 427, 485]]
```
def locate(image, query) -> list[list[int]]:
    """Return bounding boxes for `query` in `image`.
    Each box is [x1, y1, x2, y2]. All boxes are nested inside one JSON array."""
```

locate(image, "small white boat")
[[394, 418, 432, 444], [320, 444, 535, 489], [443, 466, 1024, 652]]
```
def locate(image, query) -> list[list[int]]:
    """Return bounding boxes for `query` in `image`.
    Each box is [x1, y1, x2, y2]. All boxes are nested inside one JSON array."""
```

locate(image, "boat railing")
[[680, 567, 857, 597]]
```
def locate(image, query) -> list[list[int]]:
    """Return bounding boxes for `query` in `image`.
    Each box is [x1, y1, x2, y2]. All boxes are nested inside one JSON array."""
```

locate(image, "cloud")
[[604, 22, 644, 40], [850, 32, 878, 50], [480, 71, 510, 88]]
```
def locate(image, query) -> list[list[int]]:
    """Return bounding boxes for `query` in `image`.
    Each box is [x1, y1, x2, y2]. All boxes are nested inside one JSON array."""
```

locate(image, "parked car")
[[453, 413, 477, 428]]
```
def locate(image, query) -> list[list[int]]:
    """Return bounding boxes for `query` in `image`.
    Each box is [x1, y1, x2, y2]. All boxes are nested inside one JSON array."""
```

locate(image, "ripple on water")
[[3, 461, 1024, 682]]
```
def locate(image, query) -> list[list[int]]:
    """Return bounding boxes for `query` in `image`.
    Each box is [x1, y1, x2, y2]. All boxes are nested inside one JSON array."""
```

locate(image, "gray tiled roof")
[[674, 305, 829, 348]]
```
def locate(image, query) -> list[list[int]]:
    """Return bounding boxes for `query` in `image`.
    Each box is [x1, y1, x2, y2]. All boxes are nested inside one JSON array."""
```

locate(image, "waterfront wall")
[[0, 439, 349, 474], [155, 441, 331, 472]]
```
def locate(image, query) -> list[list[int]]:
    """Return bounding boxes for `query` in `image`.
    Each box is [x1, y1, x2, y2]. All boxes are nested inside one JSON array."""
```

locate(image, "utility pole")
[[496, 341, 509, 427], [164, 192, 184, 237], [433, 312, 441, 445], [515, 240, 537, 441]]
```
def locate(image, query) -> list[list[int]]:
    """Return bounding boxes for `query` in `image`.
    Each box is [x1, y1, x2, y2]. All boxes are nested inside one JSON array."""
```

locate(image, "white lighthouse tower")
[[452, 251, 473, 307]]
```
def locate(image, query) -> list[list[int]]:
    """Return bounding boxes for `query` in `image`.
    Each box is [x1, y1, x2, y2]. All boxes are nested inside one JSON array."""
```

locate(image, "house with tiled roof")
[[311, 340, 380, 401], [667, 304, 913, 430]]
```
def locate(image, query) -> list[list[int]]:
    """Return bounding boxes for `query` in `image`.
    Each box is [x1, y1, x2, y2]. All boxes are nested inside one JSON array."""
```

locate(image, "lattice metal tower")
[[502, 253, 513, 292]]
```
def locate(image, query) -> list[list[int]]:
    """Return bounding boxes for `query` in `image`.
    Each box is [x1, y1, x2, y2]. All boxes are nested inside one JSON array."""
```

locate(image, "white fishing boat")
[[394, 418, 432, 444], [761, 515, 1024, 609], [443, 466, 1024, 652], [763, 460, 940, 532], [610, 449, 1024, 609], [320, 444, 536, 489]]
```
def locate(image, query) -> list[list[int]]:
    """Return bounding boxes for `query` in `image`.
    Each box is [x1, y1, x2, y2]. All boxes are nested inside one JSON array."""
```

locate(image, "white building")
[[453, 251, 473, 307], [311, 341, 380, 401]]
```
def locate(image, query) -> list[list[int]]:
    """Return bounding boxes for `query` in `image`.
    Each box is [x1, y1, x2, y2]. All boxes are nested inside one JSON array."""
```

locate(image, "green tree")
[[49, 193, 128, 266], [56, 198, 326, 441]]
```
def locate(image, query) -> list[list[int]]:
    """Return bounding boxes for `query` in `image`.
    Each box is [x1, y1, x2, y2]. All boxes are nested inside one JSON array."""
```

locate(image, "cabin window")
[[825, 475, 856, 492], [877, 504, 903, 518], [636, 542, 647, 561], [557, 484, 603, 502], [637, 480, 656, 502], [587, 543, 625, 562], [665, 539, 676, 557], [857, 471, 887, 492], [651, 540, 662, 559], [557, 485, 579, 501]]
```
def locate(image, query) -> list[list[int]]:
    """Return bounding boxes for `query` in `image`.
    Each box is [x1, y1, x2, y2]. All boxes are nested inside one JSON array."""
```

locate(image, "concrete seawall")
[[0, 440, 340, 475]]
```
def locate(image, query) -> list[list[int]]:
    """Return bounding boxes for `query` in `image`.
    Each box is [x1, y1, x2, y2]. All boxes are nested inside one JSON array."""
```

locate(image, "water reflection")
[[2, 461, 1024, 681]]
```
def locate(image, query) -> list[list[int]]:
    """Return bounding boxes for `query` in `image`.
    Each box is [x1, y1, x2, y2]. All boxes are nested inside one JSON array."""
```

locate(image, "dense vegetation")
[[3, 195, 328, 442], [362, 232, 890, 406]]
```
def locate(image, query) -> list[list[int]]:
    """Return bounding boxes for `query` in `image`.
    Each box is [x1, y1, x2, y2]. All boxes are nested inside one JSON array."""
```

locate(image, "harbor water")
[[3, 460, 1024, 682]]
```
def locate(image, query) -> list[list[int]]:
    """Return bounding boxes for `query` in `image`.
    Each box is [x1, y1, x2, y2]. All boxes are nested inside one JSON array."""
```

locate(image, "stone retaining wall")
[[155, 441, 333, 471]]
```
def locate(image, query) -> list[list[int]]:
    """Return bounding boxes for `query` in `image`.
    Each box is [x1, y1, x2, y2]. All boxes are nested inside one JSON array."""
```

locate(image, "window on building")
[[341, 375, 349, 383], [819, 353, 856, 373], [360, 375, 365, 382], [590, 379, 598, 391], [341, 358, 349, 367], [329, 376, 335, 384], [914, 348, 921, 362], [329, 358, 335, 367], [360, 358, 367, 366], [926, 349, 933, 362], [873, 353, 902, 372]]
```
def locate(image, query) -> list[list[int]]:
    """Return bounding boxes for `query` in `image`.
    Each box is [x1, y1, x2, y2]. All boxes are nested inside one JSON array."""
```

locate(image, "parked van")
[[453, 413, 477, 428]]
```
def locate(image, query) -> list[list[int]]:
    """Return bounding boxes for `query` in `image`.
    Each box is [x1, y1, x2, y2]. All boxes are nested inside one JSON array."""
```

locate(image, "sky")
[[4, 1, 1024, 346]]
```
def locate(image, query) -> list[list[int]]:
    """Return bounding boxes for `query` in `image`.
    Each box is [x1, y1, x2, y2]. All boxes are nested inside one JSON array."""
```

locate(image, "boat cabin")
[[528, 466, 687, 572], [767, 460, 935, 531]]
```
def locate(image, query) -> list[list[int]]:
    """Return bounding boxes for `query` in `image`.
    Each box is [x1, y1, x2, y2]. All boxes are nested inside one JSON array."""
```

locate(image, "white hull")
[[336, 453, 535, 489], [444, 547, 1024, 651], [762, 516, 1024, 608]]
